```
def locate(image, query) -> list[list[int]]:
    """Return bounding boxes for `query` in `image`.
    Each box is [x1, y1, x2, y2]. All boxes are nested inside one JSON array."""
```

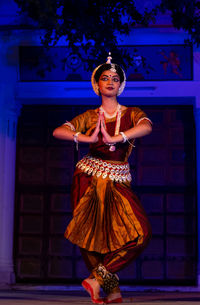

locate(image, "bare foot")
[[82, 278, 104, 304], [104, 291, 123, 304]]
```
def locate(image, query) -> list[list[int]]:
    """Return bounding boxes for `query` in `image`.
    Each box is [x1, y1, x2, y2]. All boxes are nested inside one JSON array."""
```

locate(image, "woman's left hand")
[[100, 115, 116, 144]]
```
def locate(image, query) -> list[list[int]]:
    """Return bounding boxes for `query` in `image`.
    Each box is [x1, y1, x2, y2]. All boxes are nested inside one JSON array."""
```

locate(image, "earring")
[[93, 83, 100, 96]]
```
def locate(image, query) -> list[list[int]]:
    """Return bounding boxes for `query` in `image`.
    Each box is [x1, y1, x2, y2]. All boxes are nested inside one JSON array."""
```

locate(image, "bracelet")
[[120, 132, 127, 143], [73, 132, 81, 150], [120, 132, 136, 148], [74, 132, 81, 143]]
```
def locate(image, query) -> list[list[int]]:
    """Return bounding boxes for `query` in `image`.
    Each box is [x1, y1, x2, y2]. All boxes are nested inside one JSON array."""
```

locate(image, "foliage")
[[14, 0, 157, 70], [14, 0, 200, 71], [158, 0, 200, 46]]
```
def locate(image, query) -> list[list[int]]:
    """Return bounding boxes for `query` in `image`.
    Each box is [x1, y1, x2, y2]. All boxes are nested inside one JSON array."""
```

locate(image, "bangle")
[[73, 132, 81, 150], [120, 132, 127, 143], [74, 132, 81, 143], [120, 131, 136, 148]]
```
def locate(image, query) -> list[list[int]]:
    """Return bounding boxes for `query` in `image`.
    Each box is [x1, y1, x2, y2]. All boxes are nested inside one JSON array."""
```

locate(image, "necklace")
[[99, 103, 121, 119], [99, 104, 122, 152]]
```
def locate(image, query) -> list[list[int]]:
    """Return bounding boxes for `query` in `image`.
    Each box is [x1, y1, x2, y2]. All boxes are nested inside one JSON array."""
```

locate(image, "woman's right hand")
[[88, 115, 101, 143]]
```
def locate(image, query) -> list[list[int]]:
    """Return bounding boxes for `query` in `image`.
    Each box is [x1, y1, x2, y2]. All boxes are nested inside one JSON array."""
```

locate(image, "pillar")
[[0, 84, 21, 285], [194, 106, 200, 286]]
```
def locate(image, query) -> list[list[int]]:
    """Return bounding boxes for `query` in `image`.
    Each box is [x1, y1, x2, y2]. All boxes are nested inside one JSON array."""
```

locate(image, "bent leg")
[[102, 183, 152, 273], [80, 248, 104, 304], [103, 227, 152, 273], [80, 248, 103, 273]]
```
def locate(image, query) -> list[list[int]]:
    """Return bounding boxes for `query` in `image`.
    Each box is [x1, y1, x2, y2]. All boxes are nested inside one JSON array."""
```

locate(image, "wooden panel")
[[140, 147, 168, 164], [48, 258, 73, 278], [118, 261, 137, 280], [168, 166, 187, 185], [20, 194, 44, 212], [167, 193, 195, 212], [19, 165, 44, 184], [169, 128, 185, 145], [46, 167, 72, 185], [50, 193, 71, 212], [149, 215, 164, 235], [142, 238, 164, 258], [137, 166, 166, 185], [50, 215, 71, 234], [140, 128, 166, 146], [19, 237, 43, 255], [167, 237, 196, 256], [19, 215, 43, 234], [167, 260, 196, 279], [49, 237, 73, 256], [19, 127, 45, 145], [140, 194, 164, 213], [19, 147, 44, 163], [141, 260, 164, 279], [46, 146, 74, 166], [167, 215, 196, 235], [18, 258, 41, 278]]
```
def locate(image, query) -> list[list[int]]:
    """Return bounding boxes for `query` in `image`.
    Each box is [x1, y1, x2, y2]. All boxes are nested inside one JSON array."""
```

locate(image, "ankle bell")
[[92, 264, 119, 294]]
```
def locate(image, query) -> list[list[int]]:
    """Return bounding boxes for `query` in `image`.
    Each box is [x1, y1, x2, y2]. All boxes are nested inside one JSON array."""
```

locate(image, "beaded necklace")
[[99, 103, 121, 119]]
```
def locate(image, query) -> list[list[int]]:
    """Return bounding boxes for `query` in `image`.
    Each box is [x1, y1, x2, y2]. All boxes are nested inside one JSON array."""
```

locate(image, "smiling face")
[[98, 70, 121, 97]]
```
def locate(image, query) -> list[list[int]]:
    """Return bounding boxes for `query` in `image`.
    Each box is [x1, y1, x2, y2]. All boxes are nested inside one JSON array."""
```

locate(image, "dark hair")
[[94, 63, 124, 83]]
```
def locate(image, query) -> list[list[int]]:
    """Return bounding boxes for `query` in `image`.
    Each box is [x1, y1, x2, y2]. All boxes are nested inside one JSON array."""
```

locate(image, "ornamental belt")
[[76, 155, 132, 183]]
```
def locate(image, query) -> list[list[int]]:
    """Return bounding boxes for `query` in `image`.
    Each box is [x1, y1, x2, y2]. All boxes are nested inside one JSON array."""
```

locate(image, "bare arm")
[[53, 115, 100, 143], [100, 119, 152, 144]]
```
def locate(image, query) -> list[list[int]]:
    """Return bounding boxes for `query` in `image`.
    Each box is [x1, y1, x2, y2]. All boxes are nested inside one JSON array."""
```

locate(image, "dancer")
[[53, 53, 152, 304]]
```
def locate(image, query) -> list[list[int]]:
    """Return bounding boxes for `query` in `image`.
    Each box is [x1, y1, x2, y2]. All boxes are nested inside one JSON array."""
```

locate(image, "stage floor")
[[0, 290, 200, 305]]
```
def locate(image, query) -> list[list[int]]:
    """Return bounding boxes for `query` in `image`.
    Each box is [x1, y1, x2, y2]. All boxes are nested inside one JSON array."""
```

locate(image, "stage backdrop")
[[19, 45, 193, 82]]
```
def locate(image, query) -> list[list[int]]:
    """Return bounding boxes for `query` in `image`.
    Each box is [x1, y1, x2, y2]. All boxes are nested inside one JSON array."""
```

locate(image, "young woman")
[[53, 54, 152, 304]]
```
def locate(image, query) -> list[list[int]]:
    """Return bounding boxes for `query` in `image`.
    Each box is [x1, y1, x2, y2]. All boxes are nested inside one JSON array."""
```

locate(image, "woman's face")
[[98, 70, 121, 97]]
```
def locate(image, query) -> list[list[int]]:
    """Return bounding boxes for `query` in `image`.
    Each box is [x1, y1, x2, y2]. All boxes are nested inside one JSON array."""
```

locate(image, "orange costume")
[[64, 106, 152, 275]]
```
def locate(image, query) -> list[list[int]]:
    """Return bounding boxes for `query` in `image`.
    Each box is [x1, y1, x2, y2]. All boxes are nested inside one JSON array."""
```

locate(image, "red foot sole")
[[104, 297, 123, 304], [82, 280, 104, 304]]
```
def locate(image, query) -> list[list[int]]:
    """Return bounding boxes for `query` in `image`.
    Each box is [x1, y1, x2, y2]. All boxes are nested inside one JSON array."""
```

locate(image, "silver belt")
[[76, 155, 132, 183]]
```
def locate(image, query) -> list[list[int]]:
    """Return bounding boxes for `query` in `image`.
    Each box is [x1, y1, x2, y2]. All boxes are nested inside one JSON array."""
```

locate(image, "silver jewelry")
[[109, 145, 116, 152], [99, 103, 121, 119], [76, 155, 132, 183], [110, 64, 117, 73], [73, 132, 81, 150], [64, 121, 75, 131], [120, 133, 136, 148], [106, 52, 112, 64], [105, 143, 116, 151], [120, 131, 127, 143]]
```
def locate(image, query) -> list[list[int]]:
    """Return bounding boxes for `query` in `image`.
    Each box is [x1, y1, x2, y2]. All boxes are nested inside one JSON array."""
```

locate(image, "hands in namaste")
[[89, 113, 115, 144]]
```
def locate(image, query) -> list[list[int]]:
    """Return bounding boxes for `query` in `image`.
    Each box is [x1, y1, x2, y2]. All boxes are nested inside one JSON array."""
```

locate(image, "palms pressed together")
[[90, 114, 115, 145]]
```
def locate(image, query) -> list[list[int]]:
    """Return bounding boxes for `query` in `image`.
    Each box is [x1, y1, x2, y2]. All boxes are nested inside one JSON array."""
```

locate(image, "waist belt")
[[76, 155, 132, 183]]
